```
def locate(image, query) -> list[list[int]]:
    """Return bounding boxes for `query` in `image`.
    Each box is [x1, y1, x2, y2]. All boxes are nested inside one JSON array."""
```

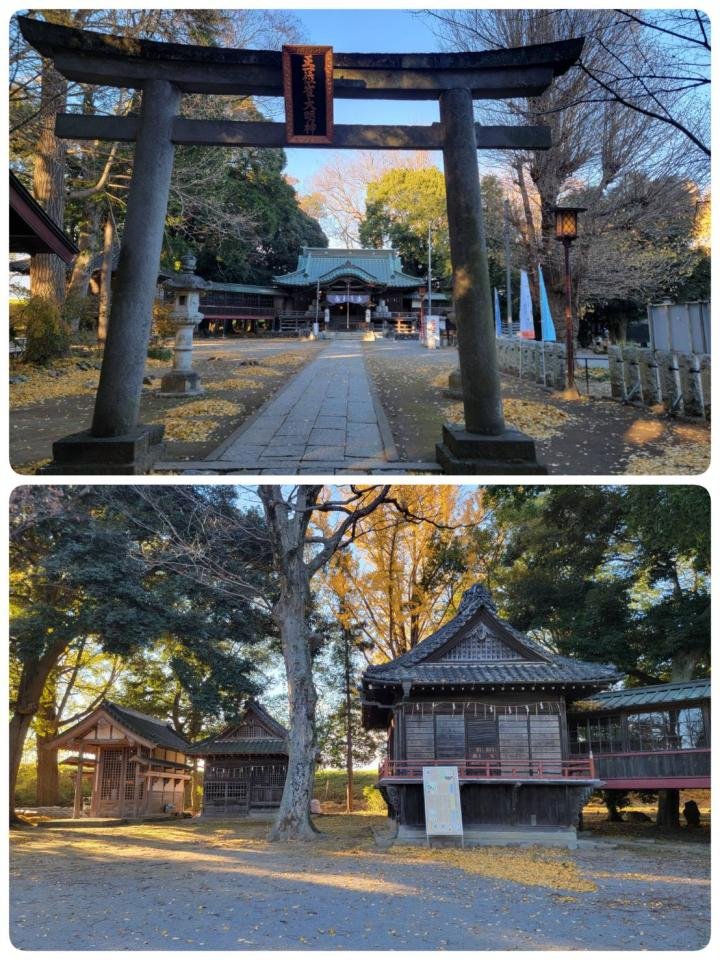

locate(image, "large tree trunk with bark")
[[30, 57, 68, 305], [97, 210, 115, 345], [656, 789, 680, 828], [268, 571, 319, 841], [9, 639, 68, 823], [35, 675, 60, 805]]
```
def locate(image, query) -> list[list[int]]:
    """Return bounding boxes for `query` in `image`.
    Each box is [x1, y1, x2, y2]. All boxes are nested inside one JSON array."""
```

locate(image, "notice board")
[[423, 766, 463, 839]]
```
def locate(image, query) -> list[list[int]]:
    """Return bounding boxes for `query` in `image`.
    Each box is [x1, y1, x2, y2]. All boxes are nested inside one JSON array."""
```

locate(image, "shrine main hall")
[[197, 246, 429, 335]]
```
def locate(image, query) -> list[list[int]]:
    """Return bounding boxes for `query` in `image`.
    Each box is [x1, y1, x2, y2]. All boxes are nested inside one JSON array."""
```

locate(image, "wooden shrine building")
[[361, 584, 620, 843], [272, 247, 423, 332], [189, 701, 289, 817], [51, 701, 192, 819]]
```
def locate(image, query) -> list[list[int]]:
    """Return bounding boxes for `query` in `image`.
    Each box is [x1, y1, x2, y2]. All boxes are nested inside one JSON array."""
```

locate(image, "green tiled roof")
[[575, 679, 710, 712], [273, 247, 423, 289], [206, 282, 279, 296], [188, 737, 288, 756]]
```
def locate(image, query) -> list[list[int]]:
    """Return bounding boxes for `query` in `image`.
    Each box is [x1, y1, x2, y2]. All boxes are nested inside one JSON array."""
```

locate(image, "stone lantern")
[[159, 253, 210, 396]]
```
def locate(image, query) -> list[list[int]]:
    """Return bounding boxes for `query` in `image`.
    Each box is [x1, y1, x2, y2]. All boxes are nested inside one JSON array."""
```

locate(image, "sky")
[[278, 9, 445, 192]]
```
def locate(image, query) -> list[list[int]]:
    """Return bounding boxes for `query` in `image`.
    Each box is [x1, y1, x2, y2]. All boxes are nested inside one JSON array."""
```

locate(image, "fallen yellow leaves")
[[625, 421, 710, 474], [390, 843, 597, 893], [624, 419, 665, 445], [153, 398, 244, 443], [443, 399, 575, 440], [10, 361, 99, 406]]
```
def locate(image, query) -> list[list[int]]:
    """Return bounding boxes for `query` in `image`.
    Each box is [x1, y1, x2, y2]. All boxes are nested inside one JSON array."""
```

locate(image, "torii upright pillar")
[[436, 87, 545, 474], [48, 79, 180, 474]]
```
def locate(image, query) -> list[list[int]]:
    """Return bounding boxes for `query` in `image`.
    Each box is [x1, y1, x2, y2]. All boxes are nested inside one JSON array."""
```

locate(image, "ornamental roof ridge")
[[363, 582, 621, 686]]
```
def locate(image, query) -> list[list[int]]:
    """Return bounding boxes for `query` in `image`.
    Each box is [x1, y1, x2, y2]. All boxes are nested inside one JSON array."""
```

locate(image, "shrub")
[[20, 296, 71, 364], [147, 345, 173, 361], [153, 301, 176, 339], [362, 785, 388, 814], [62, 293, 98, 333]]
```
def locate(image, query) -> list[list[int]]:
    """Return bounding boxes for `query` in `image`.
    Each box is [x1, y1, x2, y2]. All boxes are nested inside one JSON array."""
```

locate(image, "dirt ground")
[[9, 814, 710, 950], [364, 340, 711, 476], [9, 338, 324, 473]]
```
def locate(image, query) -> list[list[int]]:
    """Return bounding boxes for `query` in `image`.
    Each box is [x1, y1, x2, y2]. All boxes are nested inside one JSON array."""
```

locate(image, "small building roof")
[[100, 702, 191, 751], [572, 678, 710, 712], [51, 700, 190, 752], [206, 281, 280, 297], [188, 699, 289, 756], [364, 584, 621, 688], [273, 247, 422, 289], [9, 170, 79, 262]]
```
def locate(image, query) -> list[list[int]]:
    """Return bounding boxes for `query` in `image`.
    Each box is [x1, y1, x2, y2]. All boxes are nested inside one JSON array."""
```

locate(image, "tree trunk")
[[656, 789, 680, 828], [97, 210, 115, 345], [35, 676, 60, 806], [30, 57, 68, 305], [66, 203, 103, 324], [36, 740, 60, 806], [9, 639, 68, 822], [268, 569, 319, 841]]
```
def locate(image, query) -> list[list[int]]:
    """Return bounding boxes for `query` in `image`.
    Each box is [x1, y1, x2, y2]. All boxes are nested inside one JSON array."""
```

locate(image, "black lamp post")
[[553, 205, 585, 389]]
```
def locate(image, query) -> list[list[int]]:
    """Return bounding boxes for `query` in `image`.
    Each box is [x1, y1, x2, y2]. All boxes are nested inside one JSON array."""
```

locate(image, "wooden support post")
[[436, 87, 545, 473], [73, 747, 84, 818], [119, 747, 128, 818]]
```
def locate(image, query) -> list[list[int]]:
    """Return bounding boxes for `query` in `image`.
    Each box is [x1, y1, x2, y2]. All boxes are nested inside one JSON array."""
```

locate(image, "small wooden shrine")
[[189, 700, 289, 817], [361, 584, 620, 841], [51, 701, 191, 818]]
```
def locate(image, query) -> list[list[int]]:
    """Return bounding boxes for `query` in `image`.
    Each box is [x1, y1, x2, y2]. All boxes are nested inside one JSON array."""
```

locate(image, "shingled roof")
[[188, 699, 288, 757], [273, 247, 422, 289], [102, 701, 190, 751], [364, 584, 620, 688]]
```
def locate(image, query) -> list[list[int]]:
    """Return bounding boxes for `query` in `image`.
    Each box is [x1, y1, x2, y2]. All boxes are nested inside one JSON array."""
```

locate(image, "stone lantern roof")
[[163, 253, 210, 292]]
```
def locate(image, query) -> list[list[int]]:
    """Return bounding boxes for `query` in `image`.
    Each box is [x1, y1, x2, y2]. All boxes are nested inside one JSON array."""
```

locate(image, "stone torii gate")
[[19, 16, 583, 474]]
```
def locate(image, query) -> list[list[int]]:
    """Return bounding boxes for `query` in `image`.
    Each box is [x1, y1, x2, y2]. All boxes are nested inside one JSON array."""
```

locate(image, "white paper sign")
[[423, 766, 463, 838]]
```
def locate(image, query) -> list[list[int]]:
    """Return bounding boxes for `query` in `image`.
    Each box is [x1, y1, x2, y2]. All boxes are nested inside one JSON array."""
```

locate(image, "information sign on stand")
[[423, 766, 463, 845]]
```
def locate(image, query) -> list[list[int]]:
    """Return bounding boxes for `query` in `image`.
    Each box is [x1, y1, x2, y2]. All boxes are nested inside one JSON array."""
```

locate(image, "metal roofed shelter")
[[566, 679, 710, 790], [361, 584, 620, 844], [273, 247, 423, 331], [18, 14, 583, 474], [188, 701, 289, 817], [50, 701, 192, 819]]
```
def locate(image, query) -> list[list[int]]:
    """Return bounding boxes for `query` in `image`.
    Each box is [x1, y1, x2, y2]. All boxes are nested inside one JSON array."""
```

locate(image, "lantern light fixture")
[[553, 206, 586, 242]]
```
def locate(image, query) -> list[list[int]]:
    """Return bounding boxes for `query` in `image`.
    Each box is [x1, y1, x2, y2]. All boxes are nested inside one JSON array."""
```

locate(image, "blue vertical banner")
[[493, 287, 502, 337], [518, 269, 535, 339], [538, 265, 557, 342]]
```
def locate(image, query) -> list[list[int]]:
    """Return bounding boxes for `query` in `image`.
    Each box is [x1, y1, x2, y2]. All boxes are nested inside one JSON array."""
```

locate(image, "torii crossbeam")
[[18, 15, 583, 475]]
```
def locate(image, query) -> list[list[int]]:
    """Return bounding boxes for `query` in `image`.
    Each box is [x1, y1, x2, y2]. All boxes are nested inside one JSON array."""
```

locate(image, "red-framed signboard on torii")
[[282, 45, 334, 144]]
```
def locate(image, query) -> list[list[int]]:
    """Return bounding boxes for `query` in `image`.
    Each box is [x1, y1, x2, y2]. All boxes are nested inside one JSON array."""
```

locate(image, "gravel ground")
[[364, 340, 710, 476], [10, 818, 710, 951]]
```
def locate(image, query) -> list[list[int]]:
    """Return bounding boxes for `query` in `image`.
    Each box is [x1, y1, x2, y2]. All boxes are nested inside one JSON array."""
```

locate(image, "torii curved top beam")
[[18, 15, 584, 100]]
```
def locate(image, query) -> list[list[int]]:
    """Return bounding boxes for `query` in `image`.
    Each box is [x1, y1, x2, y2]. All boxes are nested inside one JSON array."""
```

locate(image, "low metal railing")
[[378, 756, 596, 781]]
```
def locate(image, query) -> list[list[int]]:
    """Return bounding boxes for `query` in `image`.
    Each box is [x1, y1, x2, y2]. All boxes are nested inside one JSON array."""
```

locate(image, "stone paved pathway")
[[193, 340, 432, 474]]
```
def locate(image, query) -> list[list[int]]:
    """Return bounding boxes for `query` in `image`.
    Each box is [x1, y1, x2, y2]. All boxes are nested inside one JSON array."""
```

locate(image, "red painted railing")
[[378, 756, 596, 781]]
